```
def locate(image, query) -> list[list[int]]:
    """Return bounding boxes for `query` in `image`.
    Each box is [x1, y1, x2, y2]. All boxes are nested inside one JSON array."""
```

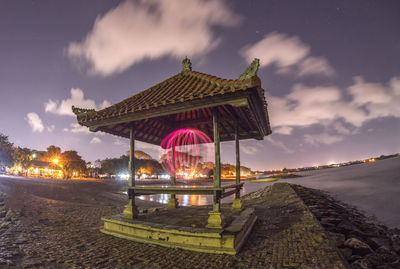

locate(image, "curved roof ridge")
[[186, 70, 259, 88]]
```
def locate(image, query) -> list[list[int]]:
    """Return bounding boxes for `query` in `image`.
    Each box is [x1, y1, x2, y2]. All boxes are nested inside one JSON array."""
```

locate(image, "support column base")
[[232, 198, 242, 211], [168, 197, 179, 208], [123, 203, 139, 219], [206, 211, 224, 229]]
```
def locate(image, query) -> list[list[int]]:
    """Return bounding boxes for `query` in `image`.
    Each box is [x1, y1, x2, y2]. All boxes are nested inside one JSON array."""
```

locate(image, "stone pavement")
[[0, 179, 348, 268]]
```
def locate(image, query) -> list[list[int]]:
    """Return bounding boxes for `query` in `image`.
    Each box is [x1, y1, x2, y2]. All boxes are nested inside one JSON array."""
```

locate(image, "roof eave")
[[81, 92, 252, 131]]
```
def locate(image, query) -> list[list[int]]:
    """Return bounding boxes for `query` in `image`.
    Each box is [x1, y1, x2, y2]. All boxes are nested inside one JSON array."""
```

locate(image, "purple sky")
[[1, 0, 399, 170]]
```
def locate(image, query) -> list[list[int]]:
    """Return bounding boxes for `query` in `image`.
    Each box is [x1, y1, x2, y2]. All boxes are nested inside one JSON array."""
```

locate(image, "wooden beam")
[[225, 105, 251, 133], [88, 93, 250, 130]]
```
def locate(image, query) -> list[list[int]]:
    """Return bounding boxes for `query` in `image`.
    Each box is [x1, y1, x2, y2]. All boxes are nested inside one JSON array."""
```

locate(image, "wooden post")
[[129, 127, 135, 188], [232, 120, 242, 210], [168, 145, 179, 208], [171, 145, 176, 185], [213, 110, 221, 191], [123, 125, 139, 218], [207, 108, 223, 228], [235, 121, 240, 185]]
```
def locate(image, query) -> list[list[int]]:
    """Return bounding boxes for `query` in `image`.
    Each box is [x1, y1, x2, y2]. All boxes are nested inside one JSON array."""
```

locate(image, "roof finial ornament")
[[72, 105, 96, 115], [238, 58, 260, 80], [182, 57, 192, 72]]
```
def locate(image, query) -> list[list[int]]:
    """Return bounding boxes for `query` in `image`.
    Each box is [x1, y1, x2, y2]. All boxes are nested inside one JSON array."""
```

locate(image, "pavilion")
[[73, 58, 271, 254]]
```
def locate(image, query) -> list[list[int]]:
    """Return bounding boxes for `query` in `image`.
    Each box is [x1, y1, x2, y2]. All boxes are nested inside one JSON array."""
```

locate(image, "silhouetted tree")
[[0, 133, 14, 167], [61, 150, 87, 179], [12, 147, 32, 169]]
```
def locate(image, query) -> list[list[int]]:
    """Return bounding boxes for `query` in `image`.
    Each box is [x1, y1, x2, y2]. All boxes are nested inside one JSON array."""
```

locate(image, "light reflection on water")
[[121, 158, 400, 228], [125, 181, 274, 206]]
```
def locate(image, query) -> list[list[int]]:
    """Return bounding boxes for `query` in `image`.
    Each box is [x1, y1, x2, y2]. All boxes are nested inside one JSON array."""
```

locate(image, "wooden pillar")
[[235, 121, 240, 185], [129, 127, 136, 188], [168, 145, 179, 208], [123, 125, 139, 218], [232, 121, 242, 210], [171, 145, 176, 184], [213, 109, 221, 191], [207, 108, 223, 228]]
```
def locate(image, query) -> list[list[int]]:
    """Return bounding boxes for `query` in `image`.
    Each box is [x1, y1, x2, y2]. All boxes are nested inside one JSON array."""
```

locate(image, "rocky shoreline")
[[292, 184, 400, 269]]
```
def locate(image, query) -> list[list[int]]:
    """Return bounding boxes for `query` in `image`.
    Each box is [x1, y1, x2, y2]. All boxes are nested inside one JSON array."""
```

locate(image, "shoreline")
[[291, 184, 400, 268]]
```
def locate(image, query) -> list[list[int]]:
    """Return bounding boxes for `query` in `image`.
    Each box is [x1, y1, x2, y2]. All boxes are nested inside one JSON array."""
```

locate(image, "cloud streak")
[[67, 0, 240, 76]]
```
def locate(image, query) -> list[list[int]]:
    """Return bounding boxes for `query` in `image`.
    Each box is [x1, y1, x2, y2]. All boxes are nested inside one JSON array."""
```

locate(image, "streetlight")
[[53, 158, 59, 165]]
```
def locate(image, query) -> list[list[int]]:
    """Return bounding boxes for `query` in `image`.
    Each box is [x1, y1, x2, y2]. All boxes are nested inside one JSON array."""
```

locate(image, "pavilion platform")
[[101, 204, 256, 255]]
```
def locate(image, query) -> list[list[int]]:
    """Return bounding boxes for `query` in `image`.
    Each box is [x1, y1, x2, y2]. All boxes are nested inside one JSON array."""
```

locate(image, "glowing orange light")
[[53, 158, 59, 164]]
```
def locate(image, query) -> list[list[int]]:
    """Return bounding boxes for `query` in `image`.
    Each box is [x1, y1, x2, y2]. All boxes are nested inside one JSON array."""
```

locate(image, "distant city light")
[[160, 174, 170, 179], [118, 173, 129, 180]]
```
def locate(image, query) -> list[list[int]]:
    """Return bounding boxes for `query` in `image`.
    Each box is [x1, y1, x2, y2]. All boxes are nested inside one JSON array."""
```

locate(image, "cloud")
[[113, 137, 160, 152], [47, 125, 55, 132], [269, 76, 400, 145], [67, 0, 240, 76], [63, 123, 106, 136], [241, 32, 335, 77], [332, 121, 358, 135], [64, 123, 91, 134], [241, 32, 309, 70], [240, 145, 258, 155], [274, 126, 293, 135], [268, 84, 362, 129], [304, 133, 344, 145], [45, 88, 110, 116], [137, 141, 161, 151], [90, 137, 102, 144], [297, 56, 335, 77], [25, 113, 44, 133], [113, 138, 128, 146], [266, 137, 294, 154]]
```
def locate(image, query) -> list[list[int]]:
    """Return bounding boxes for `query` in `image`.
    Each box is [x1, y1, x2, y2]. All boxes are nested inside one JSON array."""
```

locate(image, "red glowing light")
[[160, 128, 213, 179]]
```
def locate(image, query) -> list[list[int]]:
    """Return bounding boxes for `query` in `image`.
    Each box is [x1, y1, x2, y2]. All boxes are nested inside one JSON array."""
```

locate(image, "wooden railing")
[[128, 182, 244, 199]]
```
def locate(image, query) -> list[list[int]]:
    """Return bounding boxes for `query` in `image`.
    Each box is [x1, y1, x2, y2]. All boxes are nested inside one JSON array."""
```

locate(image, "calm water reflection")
[[136, 181, 273, 206]]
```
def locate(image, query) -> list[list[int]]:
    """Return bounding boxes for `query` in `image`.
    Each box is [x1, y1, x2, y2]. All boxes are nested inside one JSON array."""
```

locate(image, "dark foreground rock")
[[292, 184, 400, 269]]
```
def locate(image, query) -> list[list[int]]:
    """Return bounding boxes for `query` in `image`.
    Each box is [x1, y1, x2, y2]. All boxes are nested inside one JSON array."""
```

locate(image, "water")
[[136, 181, 274, 206], [277, 157, 400, 228], [136, 157, 400, 228]]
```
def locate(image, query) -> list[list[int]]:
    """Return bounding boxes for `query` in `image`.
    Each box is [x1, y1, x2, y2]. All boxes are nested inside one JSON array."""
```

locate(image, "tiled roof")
[[74, 59, 265, 124], [73, 58, 271, 144]]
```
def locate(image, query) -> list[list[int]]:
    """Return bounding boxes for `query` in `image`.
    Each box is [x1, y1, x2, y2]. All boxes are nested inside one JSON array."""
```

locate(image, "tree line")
[[1, 132, 253, 179], [0, 133, 87, 179]]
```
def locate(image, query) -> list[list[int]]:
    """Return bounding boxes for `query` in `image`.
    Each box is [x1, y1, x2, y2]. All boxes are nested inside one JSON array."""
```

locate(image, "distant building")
[[26, 160, 63, 179]]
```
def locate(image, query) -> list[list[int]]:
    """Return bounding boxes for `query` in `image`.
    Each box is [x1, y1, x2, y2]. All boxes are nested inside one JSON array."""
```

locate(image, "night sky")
[[1, 0, 399, 170]]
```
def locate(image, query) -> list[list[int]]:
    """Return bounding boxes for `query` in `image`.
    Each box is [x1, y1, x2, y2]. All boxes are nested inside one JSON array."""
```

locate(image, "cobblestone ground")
[[0, 177, 346, 268]]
